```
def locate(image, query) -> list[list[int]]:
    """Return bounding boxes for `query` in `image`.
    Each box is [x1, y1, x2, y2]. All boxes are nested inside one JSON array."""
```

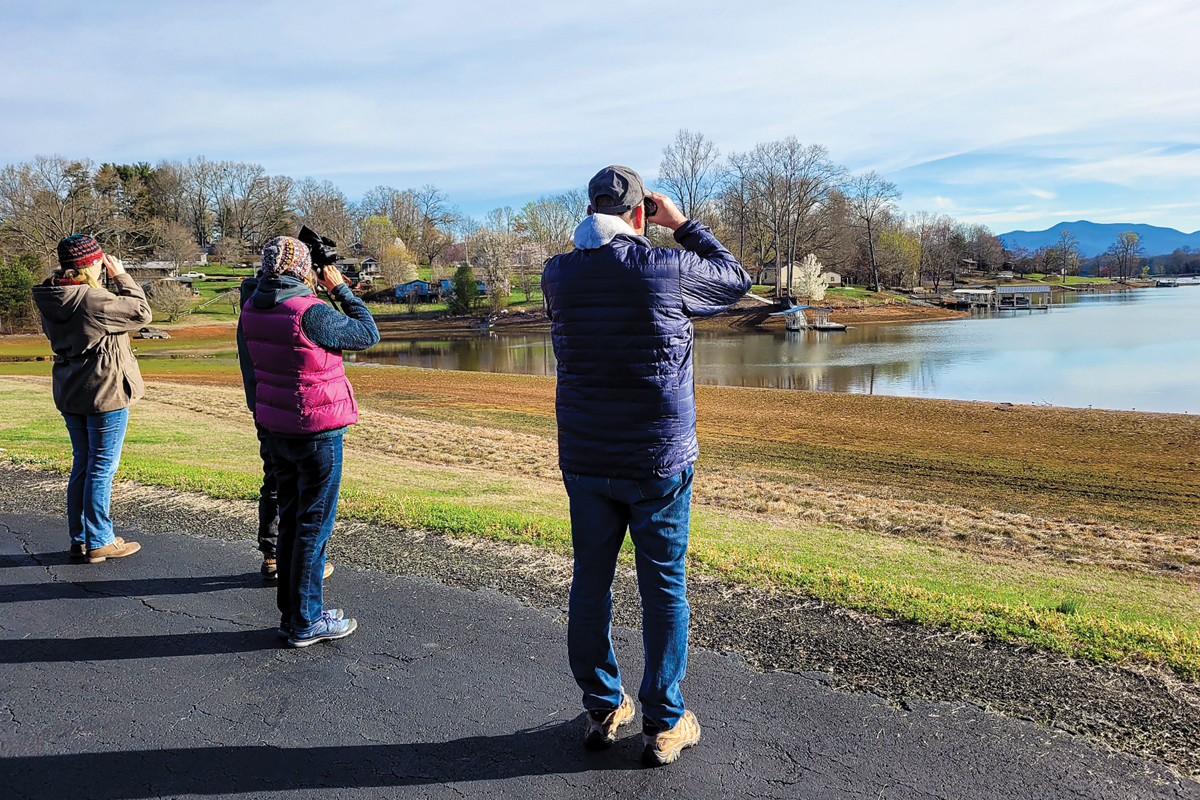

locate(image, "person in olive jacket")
[[31, 234, 153, 563]]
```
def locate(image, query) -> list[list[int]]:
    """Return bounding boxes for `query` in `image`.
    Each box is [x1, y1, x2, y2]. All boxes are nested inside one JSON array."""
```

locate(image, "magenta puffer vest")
[[240, 294, 359, 435]]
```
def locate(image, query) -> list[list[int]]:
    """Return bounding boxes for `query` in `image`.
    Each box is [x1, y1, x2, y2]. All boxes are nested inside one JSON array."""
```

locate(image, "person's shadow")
[[0, 719, 643, 798], [0, 573, 263, 604]]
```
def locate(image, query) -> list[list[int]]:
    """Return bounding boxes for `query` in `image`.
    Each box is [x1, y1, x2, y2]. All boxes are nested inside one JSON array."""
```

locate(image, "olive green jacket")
[[31, 273, 154, 415]]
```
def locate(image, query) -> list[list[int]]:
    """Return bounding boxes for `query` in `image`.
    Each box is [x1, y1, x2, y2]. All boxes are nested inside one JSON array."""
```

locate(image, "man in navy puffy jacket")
[[542, 165, 750, 765]]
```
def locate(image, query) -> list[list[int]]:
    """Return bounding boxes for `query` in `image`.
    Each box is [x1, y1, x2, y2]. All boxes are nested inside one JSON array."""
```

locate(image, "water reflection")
[[351, 287, 1200, 413]]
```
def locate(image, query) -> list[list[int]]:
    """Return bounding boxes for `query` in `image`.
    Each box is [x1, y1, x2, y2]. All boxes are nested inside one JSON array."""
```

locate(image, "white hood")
[[572, 214, 638, 250]]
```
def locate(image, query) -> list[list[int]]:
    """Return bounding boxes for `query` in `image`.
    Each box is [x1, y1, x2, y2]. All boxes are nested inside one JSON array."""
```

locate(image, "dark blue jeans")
[[563, 466, 694, 732], [62, 408, 129, 551], [269, 432, 343, 633], [255, 423, 279, 557]]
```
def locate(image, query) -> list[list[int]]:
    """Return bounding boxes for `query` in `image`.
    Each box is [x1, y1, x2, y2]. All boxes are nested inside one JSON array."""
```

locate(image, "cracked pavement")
[[1, 509, 1197, 799]]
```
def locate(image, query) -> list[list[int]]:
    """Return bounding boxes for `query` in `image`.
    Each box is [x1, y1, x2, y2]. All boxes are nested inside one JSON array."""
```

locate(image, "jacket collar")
[[250, 274, 315, 309], [572, 214, 649, 250]]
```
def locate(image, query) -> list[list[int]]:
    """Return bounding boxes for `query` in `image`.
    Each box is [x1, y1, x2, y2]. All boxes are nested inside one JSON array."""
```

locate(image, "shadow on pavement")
[[0, 552, 71, 568], [0, 573, 265, 603], [0, 721, 638, 798], [0, 629, 281, 663]]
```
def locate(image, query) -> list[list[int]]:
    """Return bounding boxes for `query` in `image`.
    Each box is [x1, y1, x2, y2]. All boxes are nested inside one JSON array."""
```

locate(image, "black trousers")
[[255, 422, 279, 556]]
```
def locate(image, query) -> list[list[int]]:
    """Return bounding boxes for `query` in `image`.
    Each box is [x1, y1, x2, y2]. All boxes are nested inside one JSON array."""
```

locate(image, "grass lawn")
[[0, 360, 1196, 681]]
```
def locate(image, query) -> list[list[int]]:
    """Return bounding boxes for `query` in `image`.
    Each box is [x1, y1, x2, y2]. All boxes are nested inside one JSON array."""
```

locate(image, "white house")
[[820, 271, 842, 286]]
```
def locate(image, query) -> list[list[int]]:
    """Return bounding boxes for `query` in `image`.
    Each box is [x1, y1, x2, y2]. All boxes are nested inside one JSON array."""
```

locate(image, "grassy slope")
[[0, 356, 1197, 680]]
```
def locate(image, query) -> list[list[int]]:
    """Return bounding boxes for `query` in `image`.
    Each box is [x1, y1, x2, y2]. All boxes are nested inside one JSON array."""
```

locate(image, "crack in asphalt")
[[11, 526, 260, 629]]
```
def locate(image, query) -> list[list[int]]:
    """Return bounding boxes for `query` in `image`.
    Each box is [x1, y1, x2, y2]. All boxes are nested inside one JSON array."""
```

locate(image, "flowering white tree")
[[792, 253, 827, 302]]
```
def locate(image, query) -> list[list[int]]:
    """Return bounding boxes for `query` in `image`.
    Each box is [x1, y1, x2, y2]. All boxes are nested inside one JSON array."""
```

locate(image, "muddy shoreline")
[[2, 464, 1195, 781], [368, 295, 969, 336]]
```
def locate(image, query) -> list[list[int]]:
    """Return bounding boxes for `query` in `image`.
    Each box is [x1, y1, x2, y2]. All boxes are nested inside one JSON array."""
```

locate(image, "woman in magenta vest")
[[240, 236, 379, 647]]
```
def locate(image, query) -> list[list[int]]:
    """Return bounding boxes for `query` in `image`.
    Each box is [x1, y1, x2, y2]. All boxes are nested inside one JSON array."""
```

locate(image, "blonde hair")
[[55, 267, 102, 289]]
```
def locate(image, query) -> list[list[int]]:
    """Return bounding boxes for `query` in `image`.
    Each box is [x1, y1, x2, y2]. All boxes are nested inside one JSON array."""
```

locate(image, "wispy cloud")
[[1, 0, 1198, 230]]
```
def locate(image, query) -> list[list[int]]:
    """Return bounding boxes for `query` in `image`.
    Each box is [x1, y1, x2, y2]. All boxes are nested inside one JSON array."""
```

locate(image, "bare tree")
[[149, 279, 195, 322], [155, 220, 201, 270], [1045, 230, 1081, 279], [178, 157, 219, 247], [295, 178, 356, 246], [360, 215, 400, 259], [515, 192, 585, 256], [212, 235, 245, 266], [0, 156, 116, 270], [846, 171, 901, 292], [1105, 232, 1144, 281], [727, 139, 846, 295], [657, 129, 722, 220]]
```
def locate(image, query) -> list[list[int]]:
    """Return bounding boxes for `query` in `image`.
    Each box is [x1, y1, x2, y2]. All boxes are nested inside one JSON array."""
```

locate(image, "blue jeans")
[[255, 423, 279, 557], [563, 466, 693, 732], [269, 433, 343, 633], [62, 408, 129, 551]]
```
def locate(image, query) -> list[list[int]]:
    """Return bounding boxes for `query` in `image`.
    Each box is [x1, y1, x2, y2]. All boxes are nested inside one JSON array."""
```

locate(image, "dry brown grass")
[[138, 369, 1200, 583]]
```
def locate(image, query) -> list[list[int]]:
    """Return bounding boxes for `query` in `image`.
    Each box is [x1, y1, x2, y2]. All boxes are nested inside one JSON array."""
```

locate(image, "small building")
[[820, 271, 842, 286], [995, 284, 1051, 310], [127, 261, 180, 279], [395, 280, 432, 302], [947, 288, 995, 308]]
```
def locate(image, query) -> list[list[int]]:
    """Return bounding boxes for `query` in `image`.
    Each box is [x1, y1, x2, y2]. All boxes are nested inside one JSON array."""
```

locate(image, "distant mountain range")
[[998, 221, 1200, 258]]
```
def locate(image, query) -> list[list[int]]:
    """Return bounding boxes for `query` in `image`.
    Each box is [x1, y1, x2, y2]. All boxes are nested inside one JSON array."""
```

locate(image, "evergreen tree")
[[0, 254, 37, 331], [449, 263, 477, 315]]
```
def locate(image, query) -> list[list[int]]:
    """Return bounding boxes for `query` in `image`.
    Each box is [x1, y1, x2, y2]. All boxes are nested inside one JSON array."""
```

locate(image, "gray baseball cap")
[[587, 165, 646, 215]]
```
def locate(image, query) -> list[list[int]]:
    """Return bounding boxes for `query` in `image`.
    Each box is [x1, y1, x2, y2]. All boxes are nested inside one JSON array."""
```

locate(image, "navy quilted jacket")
[[542, 215, 750, 479]]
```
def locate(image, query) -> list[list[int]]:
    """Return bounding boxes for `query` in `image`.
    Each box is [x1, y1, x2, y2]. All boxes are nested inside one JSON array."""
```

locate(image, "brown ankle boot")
[[87, 537, 141, 563]]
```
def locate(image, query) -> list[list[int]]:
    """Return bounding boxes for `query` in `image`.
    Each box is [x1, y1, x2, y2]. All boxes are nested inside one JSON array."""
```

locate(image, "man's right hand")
[[645, 191, 688, 232]]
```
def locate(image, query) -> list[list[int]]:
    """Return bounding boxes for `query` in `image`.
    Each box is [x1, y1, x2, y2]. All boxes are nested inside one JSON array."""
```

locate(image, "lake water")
[[350, 285, 1200, 414]]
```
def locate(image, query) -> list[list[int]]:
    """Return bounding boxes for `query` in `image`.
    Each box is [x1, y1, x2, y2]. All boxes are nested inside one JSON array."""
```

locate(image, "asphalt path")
[[1, 511, 1195, 800]]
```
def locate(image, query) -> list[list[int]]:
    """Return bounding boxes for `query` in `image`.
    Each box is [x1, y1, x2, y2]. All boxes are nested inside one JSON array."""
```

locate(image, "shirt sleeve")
[[97, 273, 154, 333], [674, 220, 752, 317], [300, 283, 380, 351]]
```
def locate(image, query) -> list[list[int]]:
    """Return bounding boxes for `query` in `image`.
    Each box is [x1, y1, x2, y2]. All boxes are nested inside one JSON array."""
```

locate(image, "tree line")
[[0, 141, 1163, 326]]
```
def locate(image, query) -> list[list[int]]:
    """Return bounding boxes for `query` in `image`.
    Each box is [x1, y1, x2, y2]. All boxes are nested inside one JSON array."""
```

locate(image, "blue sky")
[[2, 0, 1198, 233]]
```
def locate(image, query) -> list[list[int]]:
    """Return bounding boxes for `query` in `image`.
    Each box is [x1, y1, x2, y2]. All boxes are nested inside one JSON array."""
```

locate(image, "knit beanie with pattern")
[[261, 236, 312, 281], [57, 234, 103, 270]]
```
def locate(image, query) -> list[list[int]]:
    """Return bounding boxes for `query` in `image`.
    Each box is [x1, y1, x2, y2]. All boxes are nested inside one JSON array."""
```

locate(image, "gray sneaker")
[[277, 609, 344, 640], [287, 611, 357, 648]]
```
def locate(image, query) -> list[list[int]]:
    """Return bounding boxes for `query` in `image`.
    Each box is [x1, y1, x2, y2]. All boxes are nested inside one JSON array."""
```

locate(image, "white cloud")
[[1, 0, 1199, 226]]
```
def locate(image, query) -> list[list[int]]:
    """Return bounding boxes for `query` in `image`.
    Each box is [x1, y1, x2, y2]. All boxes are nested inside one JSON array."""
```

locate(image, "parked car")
[[183, 271, 207, 280], [134, 327, 171, 340]]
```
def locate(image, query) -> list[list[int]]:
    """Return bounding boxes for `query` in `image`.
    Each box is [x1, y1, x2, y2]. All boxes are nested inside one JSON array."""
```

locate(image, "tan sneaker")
[[263, 560, 334, 580], [642, 710, 701, 766], [69, 543, 87, 560], [583, 691, 635, 750], [87, 537, 141, 563]]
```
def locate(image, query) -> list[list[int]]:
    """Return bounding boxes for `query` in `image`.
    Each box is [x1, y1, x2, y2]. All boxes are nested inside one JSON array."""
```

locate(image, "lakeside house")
[[395, 280, 433, 302], [759, 265, 843, 286]]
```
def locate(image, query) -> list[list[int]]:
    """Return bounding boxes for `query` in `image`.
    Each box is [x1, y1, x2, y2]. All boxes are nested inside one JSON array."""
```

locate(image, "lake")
[[349, 285, 1200, 414]]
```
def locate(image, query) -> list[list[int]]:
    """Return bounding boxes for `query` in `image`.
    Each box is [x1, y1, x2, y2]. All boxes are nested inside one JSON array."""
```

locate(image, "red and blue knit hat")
[[261, 236, 312, 281], [57, 234, 103, 270]]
